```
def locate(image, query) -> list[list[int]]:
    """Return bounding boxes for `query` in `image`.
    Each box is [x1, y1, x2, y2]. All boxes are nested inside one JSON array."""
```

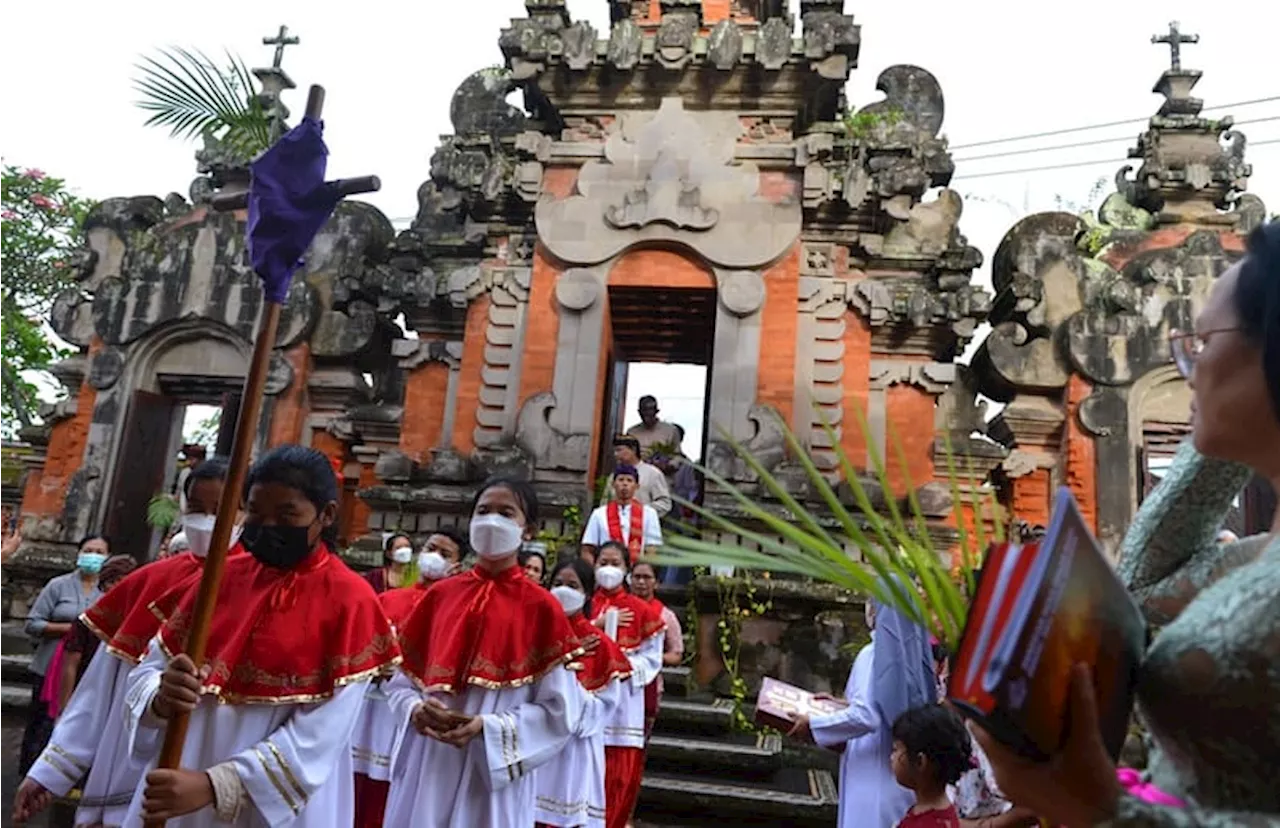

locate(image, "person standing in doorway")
[[18, 534, 109, 775], [174, 444, 207, 513], [625, 395, 683, 460], [603, 435, 671, 518], [581, 466, 663, 564]]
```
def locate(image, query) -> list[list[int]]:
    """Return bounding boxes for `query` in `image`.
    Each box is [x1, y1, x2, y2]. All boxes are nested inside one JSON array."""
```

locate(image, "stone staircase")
[[634, 664, 839, 827]]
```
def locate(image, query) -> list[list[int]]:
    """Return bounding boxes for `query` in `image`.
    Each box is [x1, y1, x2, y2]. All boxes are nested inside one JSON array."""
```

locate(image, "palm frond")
[[650, 408, 996, 650], [133, 47, 272, 156]]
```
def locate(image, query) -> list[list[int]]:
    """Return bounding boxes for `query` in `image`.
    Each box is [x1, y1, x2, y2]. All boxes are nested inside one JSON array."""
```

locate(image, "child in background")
[[890, 704, 973, 828]]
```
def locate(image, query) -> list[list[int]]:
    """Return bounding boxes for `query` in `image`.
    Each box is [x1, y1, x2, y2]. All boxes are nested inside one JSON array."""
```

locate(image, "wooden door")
[[215, 392, 242, 458], [107, 390, 177, 561]]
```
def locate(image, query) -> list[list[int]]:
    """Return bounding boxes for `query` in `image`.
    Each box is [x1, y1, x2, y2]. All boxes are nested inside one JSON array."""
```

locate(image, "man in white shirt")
[[581, 465, 663, 564], [603, 435, 672, 518]]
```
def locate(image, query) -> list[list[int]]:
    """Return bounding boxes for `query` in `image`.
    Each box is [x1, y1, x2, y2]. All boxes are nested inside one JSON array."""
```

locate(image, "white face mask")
[[418, 551, 450, 580], [469, 514, 524, 560], [551, 585, 586, 616], [182, 513, 216, 559], [390, 546, 413, 565], [595, 565, 625, 591]]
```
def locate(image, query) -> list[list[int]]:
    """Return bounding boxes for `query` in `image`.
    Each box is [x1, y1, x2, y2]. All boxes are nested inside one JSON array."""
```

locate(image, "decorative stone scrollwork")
[[555, 269, 601, 312], [515, 392, 593, 473], [716, 270, 765, 317]]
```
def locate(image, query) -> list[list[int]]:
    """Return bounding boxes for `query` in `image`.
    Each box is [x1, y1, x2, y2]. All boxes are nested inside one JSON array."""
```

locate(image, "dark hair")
[[598, 540, 631, 569], [428, 526, 470, 559], [931, 640, 950, 666], [383, 532, 412, 555], [639, 395, 657, 407], [244, 445, 340, 547], [99, 554, 138, 589], [631, 559, 657, 578], [613, 434, 641, 453], [891, 703, 973, 787], [183, 457, 229, 499], [519, 547, 547, 581], [77, 533, 109, 551], [1235, 221, 1280, 421], [470, 476, 539, 527], [550, 557, 596, 617]]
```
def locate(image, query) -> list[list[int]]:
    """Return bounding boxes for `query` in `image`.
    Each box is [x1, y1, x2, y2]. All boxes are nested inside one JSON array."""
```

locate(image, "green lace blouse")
[[1105, 441, 1280, 826]]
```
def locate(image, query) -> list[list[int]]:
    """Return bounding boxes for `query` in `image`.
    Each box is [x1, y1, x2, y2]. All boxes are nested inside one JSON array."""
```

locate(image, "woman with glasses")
[[973, 221, 1280, 825]]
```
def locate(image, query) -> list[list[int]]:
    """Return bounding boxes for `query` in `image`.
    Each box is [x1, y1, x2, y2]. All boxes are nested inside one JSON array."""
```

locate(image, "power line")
[[951, 137, 1280, 181], [953, 115, 1280, 163], [949, 96, 1280, 150]]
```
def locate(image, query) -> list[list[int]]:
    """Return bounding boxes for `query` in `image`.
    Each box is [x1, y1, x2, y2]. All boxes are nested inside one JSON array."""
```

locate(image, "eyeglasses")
[[1168, 328, 1241, 378]]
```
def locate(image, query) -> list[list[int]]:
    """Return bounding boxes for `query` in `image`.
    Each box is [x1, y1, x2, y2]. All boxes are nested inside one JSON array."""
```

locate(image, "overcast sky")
[[4, 1, 1277, 456]]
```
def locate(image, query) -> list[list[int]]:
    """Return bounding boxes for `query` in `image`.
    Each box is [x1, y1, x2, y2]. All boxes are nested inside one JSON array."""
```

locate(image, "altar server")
[[382, 476, 584, 827], [121, 445, 400, 826], [12, 459, 235, 826], [535, 558, 633, 828]]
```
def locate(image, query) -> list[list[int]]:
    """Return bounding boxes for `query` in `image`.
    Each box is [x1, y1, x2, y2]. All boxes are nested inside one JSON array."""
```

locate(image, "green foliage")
[[715, 574, 773, 732], [534, 502, 586, 564], [841, 106, 904, 140], [183, 408, 222, 449], [133, 47, 272, 159], [146, 493, 181, 531], [650, 409, 1004, 652], [1, 166, 94, 439]]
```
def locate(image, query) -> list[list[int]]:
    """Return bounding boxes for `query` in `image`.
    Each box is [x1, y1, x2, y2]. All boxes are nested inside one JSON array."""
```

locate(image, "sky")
[[4, 0, 1277, 450]]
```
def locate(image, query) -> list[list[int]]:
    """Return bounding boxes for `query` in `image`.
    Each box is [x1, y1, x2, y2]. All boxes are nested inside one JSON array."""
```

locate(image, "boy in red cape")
[[13, 459, 238, 827]]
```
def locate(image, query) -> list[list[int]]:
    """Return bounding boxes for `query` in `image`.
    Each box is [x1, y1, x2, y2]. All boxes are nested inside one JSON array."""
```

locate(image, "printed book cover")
[[947, 487, 1146, 761]]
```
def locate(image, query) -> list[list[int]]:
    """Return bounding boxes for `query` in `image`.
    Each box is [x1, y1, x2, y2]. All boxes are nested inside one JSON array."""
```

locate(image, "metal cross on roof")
[[263, 24, 300, 70], [1151, 21, 1198, 72]]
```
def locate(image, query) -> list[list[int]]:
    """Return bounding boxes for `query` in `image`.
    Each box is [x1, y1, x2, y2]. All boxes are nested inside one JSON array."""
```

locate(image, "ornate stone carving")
[[706, 404, 788, 486], [515, 392, 593, 472], [474, 268, 532, 448], [707, 20, 743, 70], [87, 348, 125, 391], [555, 268, 602, 311], [800, 0, 860, 79], [655, 6, 698, 70], [450, 69, 527, 137], [607, 18, 643, 70], [562, 21, 598, 71], [796, 277, 846, 471], [537, 98, 802, 269], [717, 270, 766, 317], [755, 17, 793, 70]]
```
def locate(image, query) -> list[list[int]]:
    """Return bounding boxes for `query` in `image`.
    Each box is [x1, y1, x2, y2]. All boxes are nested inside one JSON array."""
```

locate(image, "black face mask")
[[241, 522, 315, 570]]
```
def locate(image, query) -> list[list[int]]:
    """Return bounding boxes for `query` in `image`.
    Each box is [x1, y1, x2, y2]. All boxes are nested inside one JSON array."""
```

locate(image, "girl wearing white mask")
[[352, 527, 469, 828], [589, 541, 665, 828], [382, 477, 584, 827], [17, 459, 237, 828], [364, 532, 415, 594], [535, 558, 632, 828]]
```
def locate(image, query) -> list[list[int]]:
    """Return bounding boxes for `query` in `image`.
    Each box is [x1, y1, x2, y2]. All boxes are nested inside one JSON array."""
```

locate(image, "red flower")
[[24, 169, 46, 181], [0, 210, 16, 220], [30, 194, 55, 210]]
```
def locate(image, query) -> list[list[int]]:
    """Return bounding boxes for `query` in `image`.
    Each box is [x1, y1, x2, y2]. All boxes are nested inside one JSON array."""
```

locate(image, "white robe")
[[534, 676, 623, 827], [603, 632, 663, 750], [809, 643, 915, 828], [350, 681, 397, 782], [382, 665, 580, 828], [121, 639, 370, 827], [27, 646, 145, 826]]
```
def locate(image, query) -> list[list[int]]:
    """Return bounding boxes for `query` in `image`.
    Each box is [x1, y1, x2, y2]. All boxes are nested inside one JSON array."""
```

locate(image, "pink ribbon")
[[1117, 768, 1185, 807]]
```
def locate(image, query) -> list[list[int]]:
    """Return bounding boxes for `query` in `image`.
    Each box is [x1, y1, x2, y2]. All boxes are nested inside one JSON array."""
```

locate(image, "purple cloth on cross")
[[246, 117, 344, 303]]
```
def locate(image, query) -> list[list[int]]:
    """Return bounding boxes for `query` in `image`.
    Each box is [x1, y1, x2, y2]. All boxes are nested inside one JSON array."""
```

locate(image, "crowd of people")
[[6, 222, 1280, 827]]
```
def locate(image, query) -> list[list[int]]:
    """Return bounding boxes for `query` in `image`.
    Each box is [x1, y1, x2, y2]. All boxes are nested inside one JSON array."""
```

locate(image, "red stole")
[[605, 500, 646, 559], [155, 545, 400, 703], [398, 563, 582, 694], [591, 587, 664, 653], [378, 581, 431, 629], [567, 612, 633, 693], [81, 547, 244, 664]]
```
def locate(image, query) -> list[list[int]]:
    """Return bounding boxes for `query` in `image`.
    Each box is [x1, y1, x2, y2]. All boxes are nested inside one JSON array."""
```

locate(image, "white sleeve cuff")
[[207, 762, 247, 823]]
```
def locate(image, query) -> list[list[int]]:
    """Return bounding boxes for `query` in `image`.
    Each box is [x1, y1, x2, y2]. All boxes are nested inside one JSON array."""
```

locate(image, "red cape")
[[378, 581, 431, 629], [81, 547, 243, 664], [567, 612, 633, 693], [398, 564, 581, 694], [155, 545, 400, 704], [591, 587, 665, 653]]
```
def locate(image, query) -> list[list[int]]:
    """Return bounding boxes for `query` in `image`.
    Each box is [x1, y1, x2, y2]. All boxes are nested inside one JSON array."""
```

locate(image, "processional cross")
[[263, 24, 300, 70], [1151, 21, 1198, 71]]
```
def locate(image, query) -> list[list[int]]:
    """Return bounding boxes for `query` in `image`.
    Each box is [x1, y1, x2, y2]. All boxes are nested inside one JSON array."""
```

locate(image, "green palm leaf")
[[651, 408, 999, 650], [133, 47, 272, 156]]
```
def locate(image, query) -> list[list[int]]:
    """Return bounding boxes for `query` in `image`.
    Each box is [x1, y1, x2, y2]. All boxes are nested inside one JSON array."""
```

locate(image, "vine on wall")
[[715, 573, 773, 732]]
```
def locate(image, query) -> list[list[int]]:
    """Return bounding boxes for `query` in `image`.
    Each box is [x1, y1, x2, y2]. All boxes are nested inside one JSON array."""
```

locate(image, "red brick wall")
[[840, 310, 872, 470], [1063, 375, 1099, 534], [450, 295, 491, 454], [400, 361, 449, 462], [266, 343, 311, 446], [884, 383, 936, 496], [757, 244, 800, 428], [1010, 468, 1052, 529], [516, 245, 563, 408], [22, 341, 100, 519]]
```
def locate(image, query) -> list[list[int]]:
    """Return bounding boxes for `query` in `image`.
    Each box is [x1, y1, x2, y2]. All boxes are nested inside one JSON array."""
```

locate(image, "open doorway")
[[597, 284, 716, 477]]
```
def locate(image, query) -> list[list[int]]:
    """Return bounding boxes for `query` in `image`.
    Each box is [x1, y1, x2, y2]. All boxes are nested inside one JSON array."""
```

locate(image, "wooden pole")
[[145, 84, 336, 828]]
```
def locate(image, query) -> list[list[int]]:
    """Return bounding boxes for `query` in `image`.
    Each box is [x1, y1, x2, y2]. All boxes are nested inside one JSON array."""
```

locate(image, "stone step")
[[2, 651, 35, 685], [2, 619, 32, 655], [652, 697, 734, 737], [660, 664, 692, 696], [3, 682, 30, 712], [637, 766, 838, 828], [646, 732, 783, 777]]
